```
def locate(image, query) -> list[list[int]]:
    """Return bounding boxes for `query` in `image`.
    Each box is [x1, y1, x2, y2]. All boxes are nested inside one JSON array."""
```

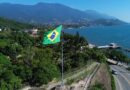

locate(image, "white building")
[[88, 43, 96, 48], [24, 28, 38, 37], [0, 28, 2, 32]]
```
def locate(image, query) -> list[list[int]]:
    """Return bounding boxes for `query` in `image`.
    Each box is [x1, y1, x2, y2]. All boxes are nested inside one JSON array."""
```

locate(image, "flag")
[[42, 25, 62, 45]]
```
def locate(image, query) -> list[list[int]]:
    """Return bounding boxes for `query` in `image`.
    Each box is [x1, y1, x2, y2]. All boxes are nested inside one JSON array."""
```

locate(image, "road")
[[110, 65, 130, 90]]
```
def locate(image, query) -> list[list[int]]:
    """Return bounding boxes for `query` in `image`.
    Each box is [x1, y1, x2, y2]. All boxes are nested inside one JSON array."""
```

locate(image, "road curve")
[[110, 65, 130, 90]]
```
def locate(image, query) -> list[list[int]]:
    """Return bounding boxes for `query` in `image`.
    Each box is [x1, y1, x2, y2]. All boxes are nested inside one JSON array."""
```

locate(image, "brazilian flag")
[[42, 25, 62, 45]]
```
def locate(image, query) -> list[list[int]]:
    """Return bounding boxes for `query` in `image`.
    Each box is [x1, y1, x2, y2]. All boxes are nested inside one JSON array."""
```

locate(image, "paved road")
[[110, 65, 130, 90]]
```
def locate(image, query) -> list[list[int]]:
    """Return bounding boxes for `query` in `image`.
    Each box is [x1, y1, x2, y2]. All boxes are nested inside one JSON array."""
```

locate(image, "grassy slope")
[[89, 63, 112, 90], [44, 62, 98, 90]]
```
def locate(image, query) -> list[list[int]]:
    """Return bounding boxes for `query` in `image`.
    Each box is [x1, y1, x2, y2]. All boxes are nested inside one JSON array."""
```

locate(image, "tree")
[[103, 49, 129, 63], [30, 48, 60, 86], [13, 48, 60, 86], [0, 53, 22, 90]]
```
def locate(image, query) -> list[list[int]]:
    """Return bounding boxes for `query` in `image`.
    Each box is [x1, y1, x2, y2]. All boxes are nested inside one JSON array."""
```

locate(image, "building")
[[24, 28, 38, 37], [0, 28, 2, 32], [88, 43, 96, 48]]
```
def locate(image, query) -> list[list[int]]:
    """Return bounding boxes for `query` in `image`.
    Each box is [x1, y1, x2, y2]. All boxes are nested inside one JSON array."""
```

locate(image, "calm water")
[[64, 25, 130, 49]]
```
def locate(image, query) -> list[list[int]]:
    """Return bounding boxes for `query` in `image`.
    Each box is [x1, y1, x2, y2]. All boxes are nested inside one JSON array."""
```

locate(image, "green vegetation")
[[66, 78, 75, 85], [89, 83, 105, 90], [0, 17, 129, 89], [0, 17, 34, 30], [66, 62, 97, 85], [0, 25, 89, 89], [90, 63, 116, 90], [126, 67, 130, 71], [106, 63, 116, 90], [0, 27, 106, 89], [0, 30, 60, 87], [89, 63, 112, 90], [102, 49, 130, 63], [111, 74, 116, 90], [0, 53, 22, 90]]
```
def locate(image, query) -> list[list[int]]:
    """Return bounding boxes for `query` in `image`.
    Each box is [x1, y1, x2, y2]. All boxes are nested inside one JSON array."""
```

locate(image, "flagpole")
[[61, 31, 64, 88]]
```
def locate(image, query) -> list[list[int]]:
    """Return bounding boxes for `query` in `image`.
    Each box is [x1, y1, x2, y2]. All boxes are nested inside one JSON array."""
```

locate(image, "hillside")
[[0, 18, 129, 90], [0, 17, 33, 30], [0, 3, 126, 25], [84, 10, 115, 20]]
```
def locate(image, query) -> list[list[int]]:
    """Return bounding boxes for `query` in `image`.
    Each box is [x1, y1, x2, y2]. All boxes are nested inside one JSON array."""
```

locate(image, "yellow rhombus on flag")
[[42, 25, 62, 45]]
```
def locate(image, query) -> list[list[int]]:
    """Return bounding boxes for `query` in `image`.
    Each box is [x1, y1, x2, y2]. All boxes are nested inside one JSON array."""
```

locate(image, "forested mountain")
[[0, 3, 126, 25]]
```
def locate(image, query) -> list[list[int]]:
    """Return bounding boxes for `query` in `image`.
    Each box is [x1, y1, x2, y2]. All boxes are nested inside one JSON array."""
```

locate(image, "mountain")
[[84, 10, 115, 20], [0, 2, 126, 25]]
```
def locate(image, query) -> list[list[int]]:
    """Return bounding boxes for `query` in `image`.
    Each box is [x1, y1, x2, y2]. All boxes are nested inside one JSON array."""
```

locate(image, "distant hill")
[[0, 17, 33, 30], [0, 2, 126, 25], [84, 10, 115, 20]]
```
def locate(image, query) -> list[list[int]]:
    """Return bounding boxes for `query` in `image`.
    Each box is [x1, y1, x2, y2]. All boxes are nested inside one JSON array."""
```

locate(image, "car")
[[112, 70, 118, 75], [118, 62, 123, 66], [114, 71, 118, 75]]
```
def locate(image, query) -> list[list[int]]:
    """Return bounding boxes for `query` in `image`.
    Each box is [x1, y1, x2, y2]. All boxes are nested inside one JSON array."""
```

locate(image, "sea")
[[64, 24, 130, 56]]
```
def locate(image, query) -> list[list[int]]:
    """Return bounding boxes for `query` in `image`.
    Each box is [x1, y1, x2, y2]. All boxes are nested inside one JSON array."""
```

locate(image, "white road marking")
[[114, 75, 123, 90]]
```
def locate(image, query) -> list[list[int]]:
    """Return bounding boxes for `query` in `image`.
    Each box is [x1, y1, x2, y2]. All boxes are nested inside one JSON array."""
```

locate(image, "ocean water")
[[64, 25, 130, 49]]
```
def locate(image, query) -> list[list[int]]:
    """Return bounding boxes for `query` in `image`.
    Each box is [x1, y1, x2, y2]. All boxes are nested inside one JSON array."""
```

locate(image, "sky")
[[0, 0, 130, 22]]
